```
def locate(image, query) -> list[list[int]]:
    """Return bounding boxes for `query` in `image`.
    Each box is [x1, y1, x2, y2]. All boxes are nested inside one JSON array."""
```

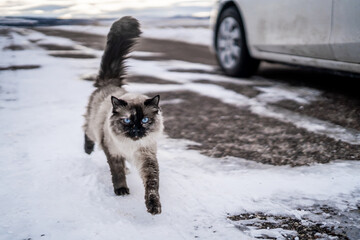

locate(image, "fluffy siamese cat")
[[83, 16, 163, 215]]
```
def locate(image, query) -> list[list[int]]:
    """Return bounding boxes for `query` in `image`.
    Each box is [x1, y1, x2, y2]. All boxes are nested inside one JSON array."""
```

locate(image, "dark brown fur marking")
[[102, 137, 129, 195], [138, 147, 161, 214]]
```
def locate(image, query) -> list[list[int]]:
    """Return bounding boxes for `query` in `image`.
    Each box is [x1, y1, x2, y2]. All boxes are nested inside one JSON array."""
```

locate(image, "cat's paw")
[[84, 134, 94, 154], [146, 193, 161, 215], [114, 187, 130, 196]]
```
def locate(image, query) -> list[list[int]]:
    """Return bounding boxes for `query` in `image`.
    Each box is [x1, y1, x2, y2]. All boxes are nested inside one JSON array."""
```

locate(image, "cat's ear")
[[144, 95, 160, 107], [111, 96, 127, 108]]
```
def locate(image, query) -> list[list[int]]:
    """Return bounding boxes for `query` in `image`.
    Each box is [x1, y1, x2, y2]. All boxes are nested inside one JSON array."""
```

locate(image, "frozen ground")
[[1, 25, 360, 240]]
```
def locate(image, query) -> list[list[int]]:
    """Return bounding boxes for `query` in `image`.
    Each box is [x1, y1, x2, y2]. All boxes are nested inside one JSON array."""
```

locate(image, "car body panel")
[[330, 0, 360, 64], [211, 0, 360, 74], [238, 0, 334, 60]]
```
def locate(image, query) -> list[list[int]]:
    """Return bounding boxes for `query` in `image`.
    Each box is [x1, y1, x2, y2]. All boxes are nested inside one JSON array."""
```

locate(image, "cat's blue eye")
[[142, 117, 149, 123], [123, 118, 131, 124]]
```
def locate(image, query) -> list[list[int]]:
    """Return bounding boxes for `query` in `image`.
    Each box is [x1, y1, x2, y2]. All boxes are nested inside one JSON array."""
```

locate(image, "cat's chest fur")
[[105, 126, 161, 167]]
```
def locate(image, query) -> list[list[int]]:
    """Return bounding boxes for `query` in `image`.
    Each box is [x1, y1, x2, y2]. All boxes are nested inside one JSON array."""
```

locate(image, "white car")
[[210, 0, 360, 77]]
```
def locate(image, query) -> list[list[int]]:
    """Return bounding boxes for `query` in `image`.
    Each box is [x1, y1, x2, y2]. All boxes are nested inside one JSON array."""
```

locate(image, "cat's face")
[[109, 95, 161, 140]]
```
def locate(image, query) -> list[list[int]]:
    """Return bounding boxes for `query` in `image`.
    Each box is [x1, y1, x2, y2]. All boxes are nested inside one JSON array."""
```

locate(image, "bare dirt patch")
[[37, 44, 76, 51], [273, 93, 360, 132], [49, 53, 96, 59], [257, 62, 360, 133], [0, 65, 40, 71], [127, 75, 180, 85], [3, 44, 25, 50], [156, 91, 360, 166], [131, 56, 166, 62], [137, 38, 217, 66], [168, 68, 222, 75], [228, 206, 359, 240]]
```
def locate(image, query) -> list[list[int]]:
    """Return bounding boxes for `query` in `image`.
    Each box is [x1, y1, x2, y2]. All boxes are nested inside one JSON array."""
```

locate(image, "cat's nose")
[[132, 129, 140, 135]]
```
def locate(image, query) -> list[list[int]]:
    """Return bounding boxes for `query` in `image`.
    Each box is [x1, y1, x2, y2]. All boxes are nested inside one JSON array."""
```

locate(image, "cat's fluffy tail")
[[95, 16, 141, 88]]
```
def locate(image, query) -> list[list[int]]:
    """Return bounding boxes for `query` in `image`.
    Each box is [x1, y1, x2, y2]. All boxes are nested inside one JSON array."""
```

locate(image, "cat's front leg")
[[109, 156, 130, 195], [103, 146, 129, 195], [137, 148, 161, 215]]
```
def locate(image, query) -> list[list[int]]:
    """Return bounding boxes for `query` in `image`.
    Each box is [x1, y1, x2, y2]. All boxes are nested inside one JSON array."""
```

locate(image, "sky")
[[0, 0, 214, 19]]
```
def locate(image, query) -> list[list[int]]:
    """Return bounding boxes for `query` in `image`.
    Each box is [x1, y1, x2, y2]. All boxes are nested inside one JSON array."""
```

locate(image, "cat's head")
[[109, 94, 162, 141]]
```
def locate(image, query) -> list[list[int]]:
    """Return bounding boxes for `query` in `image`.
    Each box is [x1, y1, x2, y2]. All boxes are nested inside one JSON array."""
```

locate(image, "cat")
[[83, 16, 163, 215]]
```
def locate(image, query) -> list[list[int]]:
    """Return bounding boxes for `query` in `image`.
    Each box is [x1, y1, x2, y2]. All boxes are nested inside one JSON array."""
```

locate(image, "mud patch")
[[0, 65, 40, 71], [0, 28, 10, 36], [3, 44, 25, 50], [136, 38, 217, 66], [131, 56, 167, 62], [38, 44, 76, 51], [257, 62, 360, 132], [169, 68, 222, 75], [273, 93, 360, 132], [33, 28, 106, 50], [229, 205, 360, 240], [127, 75, 180, 85], [49, 53, 96, 59], [155, 91, 360, 166]]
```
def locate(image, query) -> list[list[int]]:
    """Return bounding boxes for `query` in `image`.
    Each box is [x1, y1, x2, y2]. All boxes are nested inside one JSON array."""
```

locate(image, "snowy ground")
[[1, 24, 360, 240]]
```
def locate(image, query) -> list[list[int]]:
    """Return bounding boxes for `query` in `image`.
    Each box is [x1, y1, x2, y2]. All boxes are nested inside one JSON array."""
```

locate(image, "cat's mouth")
[[128, 133, 146, 141], [132, 136, 141, 141], [125, 128, 146, 140]]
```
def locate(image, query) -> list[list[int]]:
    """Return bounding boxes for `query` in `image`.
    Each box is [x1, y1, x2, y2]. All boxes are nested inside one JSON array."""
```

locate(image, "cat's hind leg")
[[84, 133, 95, 154]]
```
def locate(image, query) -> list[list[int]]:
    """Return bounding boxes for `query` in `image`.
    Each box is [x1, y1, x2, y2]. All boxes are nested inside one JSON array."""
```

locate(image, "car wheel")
[[215, 7, 259, 77]]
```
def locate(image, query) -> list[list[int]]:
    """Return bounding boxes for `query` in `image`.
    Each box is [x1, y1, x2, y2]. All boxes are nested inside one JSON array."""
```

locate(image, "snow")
[[131, 51, 164, 57], [1, 27, 360, 240], [255, 85, 321, 105]]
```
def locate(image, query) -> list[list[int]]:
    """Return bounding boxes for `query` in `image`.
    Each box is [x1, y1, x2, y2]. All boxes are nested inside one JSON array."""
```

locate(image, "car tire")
[[215, 7, 259, 77]]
